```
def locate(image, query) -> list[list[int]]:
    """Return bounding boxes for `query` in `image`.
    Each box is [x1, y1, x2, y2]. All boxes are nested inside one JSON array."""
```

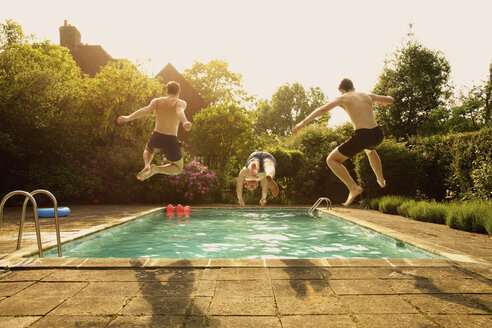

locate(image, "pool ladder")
[[0, 189, 62, 258], [308, 197, 332, 215]]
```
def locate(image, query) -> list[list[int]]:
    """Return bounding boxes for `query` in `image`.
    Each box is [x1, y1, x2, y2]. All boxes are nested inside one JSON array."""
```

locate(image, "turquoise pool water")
[[44, 209, 439, 259]]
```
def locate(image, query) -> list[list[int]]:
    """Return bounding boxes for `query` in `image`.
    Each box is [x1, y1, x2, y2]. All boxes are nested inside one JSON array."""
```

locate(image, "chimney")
[[59, 20, 82, 50]]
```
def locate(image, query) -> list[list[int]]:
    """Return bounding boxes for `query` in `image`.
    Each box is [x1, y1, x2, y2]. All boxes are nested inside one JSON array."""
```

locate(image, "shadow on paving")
[[396, 270, 491, 312], [281, 259, 328, 299], [107, 259, 218, 328]]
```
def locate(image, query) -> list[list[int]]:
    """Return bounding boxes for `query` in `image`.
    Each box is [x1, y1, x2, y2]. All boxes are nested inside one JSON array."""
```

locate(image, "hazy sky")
[[2, 0, 491, 125]]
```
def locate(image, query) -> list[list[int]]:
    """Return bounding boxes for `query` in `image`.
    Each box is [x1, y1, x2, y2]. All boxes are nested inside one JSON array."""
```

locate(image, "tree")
[[0, 20, 87, 194], [373, 38, 452, 139], [0, 19, 31, 47], [254, 82, 328, 137], [190, 101, 256, 174], [439, 62, 492, 134], [82, 60, 164, 147], [182, 58, 250, 106]]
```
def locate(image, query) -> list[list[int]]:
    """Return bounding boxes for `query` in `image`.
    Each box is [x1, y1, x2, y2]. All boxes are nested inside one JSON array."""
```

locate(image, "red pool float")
[[166, 204, 175, 212], [176, 204, 184, 212]]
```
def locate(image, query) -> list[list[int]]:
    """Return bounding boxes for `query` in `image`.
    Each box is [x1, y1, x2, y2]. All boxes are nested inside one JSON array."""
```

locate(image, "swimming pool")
[[44, 209, 439, 259]]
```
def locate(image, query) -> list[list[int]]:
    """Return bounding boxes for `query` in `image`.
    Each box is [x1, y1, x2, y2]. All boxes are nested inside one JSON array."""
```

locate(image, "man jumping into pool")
[[292, 78, 394, 206], [116, 81, 192, 181], [236, 152, 280, 206]]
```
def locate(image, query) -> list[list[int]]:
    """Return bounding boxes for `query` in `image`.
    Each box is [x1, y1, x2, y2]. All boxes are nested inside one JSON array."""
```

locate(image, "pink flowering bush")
[[168, 160, 218, 203]]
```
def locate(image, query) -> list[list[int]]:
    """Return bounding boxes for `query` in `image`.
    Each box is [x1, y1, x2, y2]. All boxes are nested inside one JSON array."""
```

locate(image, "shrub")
[[361, 198, 380, 210], [400, 200, 447, 224], [354, 141, 424, 199], [446, 201, 491, 234], [378, 195, 410, 214], [167, 160, 218, 204], [411, 128, 492, 201]]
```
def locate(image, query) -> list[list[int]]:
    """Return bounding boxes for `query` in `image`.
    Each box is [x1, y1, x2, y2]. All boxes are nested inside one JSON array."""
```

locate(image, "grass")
[[363, 196, 492, 234]]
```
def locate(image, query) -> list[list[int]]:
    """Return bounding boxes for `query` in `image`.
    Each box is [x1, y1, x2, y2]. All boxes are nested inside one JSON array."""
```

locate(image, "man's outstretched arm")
[[292, 97, 342, 134], [370, 94, 394, 104], [117, 98, 157, 125]]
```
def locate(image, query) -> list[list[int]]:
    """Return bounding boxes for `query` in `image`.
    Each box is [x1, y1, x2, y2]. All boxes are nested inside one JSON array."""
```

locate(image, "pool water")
[[44, 209, 439, 259]]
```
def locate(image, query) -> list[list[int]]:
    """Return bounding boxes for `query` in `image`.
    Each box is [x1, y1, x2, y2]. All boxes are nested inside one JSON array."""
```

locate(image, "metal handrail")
[[20, 190, 62, 257], [0, 190, 44, 257], [308, 197, 332, 215]]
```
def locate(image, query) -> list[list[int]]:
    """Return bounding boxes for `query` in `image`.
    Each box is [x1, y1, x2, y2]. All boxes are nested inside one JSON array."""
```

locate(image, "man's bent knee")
[[171, 159, 184, 173], [327, 148, 348, 165]]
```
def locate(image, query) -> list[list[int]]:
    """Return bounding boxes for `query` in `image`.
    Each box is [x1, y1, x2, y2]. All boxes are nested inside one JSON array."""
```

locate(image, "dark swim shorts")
[[338, 126, 384, 158], [146, 131, 182, 162], [246, 152, 277, 173]]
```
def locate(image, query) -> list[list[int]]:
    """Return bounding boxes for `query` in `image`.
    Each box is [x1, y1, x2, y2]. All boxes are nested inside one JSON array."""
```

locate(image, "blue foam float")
[[37, 207, 71, 218]]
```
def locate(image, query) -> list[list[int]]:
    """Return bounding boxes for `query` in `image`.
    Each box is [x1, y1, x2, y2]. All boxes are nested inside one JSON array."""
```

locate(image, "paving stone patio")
[[0, 204, 490, 327]]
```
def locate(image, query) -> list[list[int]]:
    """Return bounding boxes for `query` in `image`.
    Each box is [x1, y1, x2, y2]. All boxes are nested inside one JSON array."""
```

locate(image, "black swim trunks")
[[146, 131, 182, 162], [338, 126, 384, 158], [246, 152, 277, 173]]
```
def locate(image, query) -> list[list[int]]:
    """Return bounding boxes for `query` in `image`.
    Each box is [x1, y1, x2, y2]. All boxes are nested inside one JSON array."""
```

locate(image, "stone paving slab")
[[214, 279, 273, 297], [0, 281, 35, 296], [429, 314, 492, 327], [106, 315, 186, 327], [0, 316, 42, 328], [209, 295, 277, 315], [31, 315, 111, 328], [329, 279, 395, 295], [340, 295, 420, 314], [276, 295, 346, 315], [280, 314, 357, 328], [354, 313, 439, 327], [403, 293, 491, 314], [271, 279, 334, 297], [0, 295, 68, 315]]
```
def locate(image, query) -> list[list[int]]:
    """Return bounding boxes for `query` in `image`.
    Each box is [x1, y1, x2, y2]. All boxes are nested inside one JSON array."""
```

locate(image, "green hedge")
[[354, 129, 491, 202], [354, 140, 424, 198], [363, 196, 491, 234], [410, 128, 492, 201]]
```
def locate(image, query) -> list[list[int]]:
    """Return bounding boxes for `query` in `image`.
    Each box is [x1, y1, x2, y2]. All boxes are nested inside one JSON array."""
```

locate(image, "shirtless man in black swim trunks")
[[292, 78, 394, 206], [116, 81, 192, 181]]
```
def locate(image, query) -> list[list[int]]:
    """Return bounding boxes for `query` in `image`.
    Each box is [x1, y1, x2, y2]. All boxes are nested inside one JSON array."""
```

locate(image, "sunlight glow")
[[3, 0, 491, 126]]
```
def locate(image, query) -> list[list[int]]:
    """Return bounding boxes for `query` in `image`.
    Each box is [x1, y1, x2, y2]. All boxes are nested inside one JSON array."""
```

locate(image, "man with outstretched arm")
[[116, 81, 192, 181], [292, 78, 394, 206]]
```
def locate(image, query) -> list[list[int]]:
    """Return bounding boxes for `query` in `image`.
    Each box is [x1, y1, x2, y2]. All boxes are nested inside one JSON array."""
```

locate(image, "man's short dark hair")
[[338, 78, 354, 91], [166, 81, 180, 95]]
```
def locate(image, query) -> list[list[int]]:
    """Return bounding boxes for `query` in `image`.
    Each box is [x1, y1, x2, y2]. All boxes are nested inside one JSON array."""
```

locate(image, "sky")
[[2, 0, 491, 126]]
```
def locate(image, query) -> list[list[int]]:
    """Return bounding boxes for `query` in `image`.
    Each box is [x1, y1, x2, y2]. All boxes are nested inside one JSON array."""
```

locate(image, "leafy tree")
[[254, 82, 328, 137], [0, 19, 31, 47], [190, 101, 256, 174], [0, 20, 87, 194], [373, 38, 452, 139], [83, 60, 164, 147], [182, 58, 250, 106], [431, 63, 492, 134]]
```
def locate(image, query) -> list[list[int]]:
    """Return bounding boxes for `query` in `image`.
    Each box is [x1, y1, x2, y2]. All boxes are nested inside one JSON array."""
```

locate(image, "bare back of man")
[[338, 91, 378, 130], [154, 97, 188, 136]]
